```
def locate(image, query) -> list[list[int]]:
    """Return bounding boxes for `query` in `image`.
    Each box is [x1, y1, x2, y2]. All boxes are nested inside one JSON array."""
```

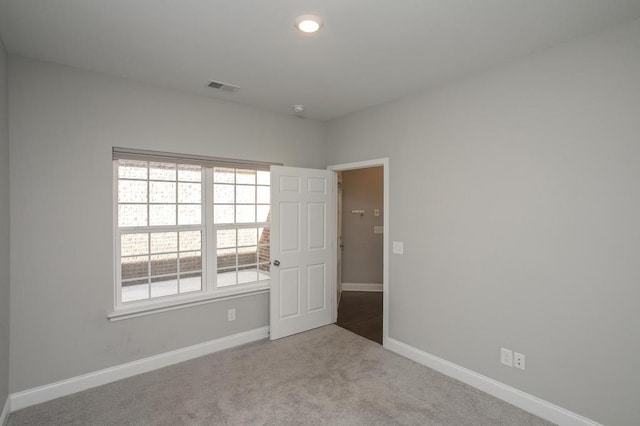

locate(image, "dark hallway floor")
[[336, 291, 383, 344]]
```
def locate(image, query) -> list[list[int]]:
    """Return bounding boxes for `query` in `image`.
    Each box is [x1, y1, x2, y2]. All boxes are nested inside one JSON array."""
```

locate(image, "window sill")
[[108, 282, 270, 321]]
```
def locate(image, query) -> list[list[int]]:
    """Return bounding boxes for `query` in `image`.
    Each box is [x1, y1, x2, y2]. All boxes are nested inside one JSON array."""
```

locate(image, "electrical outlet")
[[227, 308, 236, 321], [501, 348, 513, 367], [514, 352, 525, 370]]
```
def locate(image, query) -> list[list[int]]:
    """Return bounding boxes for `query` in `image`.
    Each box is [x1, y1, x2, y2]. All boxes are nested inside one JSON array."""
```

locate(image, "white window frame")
[[109, 149, 278, 321]]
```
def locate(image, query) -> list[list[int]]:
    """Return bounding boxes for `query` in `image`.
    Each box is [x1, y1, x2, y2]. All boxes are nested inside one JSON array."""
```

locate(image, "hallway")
[[336, 291, 383, 344]]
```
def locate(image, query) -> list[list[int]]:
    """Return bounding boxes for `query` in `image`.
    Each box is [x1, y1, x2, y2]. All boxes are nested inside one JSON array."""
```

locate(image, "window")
[[213, 167, 271, 287], [113, 149, 273, 313]]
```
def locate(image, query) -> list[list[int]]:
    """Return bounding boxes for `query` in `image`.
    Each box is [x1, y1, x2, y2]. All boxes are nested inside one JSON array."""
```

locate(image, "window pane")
[[236, 205, 255, 223], [238, 246, 257, 267], [178, 182, 201, 203], [258, 245, 270, 264], [122, 279, 149, 303], [121, 256, 148, 280], [121, 233, 149, 257], [150, 276, 178, 298], [214, 205, 234, 224], [238, 228, 257, 247], [180, 251, 201, 273], [149, 162, 176, 181], [118, 204, 147, 227], [150, 232, 177, 254], [150, 253, 178, 276], [178, 205, 201, 225], [178, 164, 202, 182], [118, 180, 147, 203], [236, 185, 255, 204], [258, 227, 270, 245], [214, 167, 235, 183], [150, 204, 176, 226], [256, 186, 270, 204], [259, 263, 270, 275], [150, 181, 176, 203], [180, 231, 201, 251], [214, 184, 234, 203], [217, 248, 236, 268], [236, 169, 256, 184], [180, 273, 202, 293], [257, 170, 270, 185], [217, 269, 237, 287], [257, 205, 270, 223], [119, 160, 147, 180], [238, 268, 258, 284], [216, 229, 236, 249]]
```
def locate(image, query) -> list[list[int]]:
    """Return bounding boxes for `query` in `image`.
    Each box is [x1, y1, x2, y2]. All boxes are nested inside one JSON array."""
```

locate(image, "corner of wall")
[[0, 31, 12, 424]]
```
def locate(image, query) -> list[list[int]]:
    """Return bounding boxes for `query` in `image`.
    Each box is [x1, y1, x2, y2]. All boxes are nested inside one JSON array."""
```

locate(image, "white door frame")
[[328, 158, 389, 346]]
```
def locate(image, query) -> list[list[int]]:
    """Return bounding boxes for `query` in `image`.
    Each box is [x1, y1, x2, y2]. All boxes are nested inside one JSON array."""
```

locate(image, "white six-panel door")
[[270, 166, 335, 340]]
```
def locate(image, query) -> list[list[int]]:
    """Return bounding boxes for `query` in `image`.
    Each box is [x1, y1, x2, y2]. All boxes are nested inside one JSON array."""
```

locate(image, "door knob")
[[273, 260, 280, 266]]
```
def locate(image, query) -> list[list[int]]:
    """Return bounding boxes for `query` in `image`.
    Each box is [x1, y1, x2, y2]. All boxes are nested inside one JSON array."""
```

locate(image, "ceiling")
[[1, 1, 640, 121]]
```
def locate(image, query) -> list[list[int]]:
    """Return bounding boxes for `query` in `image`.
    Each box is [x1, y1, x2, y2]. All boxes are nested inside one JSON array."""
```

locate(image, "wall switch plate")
[[501, 348, 513, 367], [227, 308, 236, 321], [392, 241, 404, 255], [514, 352, 525, 370], [374, 209, 380, 217]]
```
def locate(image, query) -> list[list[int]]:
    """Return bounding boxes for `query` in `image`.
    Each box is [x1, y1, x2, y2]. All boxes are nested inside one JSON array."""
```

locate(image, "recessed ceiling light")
[[295, 15, 323, 33], [293, 105, 305, 114]]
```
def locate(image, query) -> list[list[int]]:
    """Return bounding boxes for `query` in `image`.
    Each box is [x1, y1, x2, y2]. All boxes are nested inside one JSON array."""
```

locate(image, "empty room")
[[1, 1, 639, 425]]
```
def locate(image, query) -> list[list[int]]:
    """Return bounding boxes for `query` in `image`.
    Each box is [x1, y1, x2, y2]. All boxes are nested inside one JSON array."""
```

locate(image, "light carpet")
[[8, 325, 553, 425]]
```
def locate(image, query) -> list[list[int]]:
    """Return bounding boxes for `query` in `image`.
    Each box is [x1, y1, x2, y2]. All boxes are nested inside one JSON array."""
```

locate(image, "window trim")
[[110, 149, 281, 320], [113, 147, 277, 170], [107, 285, 269, 321]]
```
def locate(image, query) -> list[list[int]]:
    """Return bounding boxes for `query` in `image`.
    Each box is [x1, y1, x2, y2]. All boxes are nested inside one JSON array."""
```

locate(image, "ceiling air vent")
[[207, 80, 240, 93]]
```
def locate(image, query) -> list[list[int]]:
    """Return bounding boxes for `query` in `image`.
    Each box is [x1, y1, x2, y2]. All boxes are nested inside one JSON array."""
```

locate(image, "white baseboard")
[[385, 338, 602, 426], [0, 397, 9, 426], [341, 282, 383, 292], [9, 326, 269, 412]]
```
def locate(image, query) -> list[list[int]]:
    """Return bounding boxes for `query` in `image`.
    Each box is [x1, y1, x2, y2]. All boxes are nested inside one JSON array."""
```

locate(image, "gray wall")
[[0, 37, 10, 410], [327, 19, 640, 426], [341, 167, 383, 284], [8, 56, 327, 393]]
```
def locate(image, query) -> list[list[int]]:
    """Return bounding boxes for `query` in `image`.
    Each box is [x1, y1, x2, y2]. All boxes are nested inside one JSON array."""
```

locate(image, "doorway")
[[328, 159, 389, 346]]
